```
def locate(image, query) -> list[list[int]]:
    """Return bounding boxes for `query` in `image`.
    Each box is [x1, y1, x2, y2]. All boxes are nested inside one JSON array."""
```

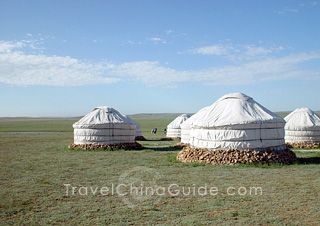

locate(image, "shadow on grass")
[[143, 145, 182, 152], [173, 157, 320, 168], [296, 157, 320, 164], [142, 137, 176, 142]]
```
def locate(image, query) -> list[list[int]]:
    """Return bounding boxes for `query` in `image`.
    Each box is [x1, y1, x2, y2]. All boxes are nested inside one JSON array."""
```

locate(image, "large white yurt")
[[284, 108, 320, 144], [73, 106, 136, 145], [180, 106, 209, 144], [166, 114, 190, 138], [189, 92, 286, 150], [124, 115, 143, 138]]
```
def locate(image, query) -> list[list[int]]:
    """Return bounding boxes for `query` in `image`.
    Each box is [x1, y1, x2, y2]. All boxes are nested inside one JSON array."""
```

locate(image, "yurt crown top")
[[217, 92, 252, 102], [293, 107, 313, 114], [93, 106, 115, 112]]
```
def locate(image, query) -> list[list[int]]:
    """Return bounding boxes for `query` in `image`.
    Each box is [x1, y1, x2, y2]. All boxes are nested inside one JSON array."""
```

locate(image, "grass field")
[[1, 116, 320, 225]]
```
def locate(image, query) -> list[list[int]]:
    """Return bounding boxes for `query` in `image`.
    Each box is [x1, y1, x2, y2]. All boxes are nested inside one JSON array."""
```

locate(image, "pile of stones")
[[68, 142, 143, 151], [177, 146, 297, 165], [286, 142, 320, 149]]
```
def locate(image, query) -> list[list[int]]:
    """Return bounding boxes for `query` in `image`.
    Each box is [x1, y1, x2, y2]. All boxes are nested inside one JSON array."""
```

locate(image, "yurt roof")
[[73, 106, 132, 128], [192, 92, 284, 128], [167, 114, 189, 129], [181, 106, 210, 129], [285, 107, 320, 130]]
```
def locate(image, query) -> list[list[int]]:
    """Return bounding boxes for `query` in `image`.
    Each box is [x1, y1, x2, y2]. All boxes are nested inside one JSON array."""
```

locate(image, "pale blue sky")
[[0, 0, 319, 116]]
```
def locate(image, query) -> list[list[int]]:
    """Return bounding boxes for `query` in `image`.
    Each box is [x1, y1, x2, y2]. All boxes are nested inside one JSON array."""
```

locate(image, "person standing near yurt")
[[166, 114, 189, 138], [284, 108, 320, 148], [177, 92, 296, 164], [70, 106, 142, 150]]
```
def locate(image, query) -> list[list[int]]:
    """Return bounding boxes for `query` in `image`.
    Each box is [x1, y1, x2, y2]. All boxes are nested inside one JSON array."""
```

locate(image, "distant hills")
[[129, 113, 184, 119], [0, 111, 319, 120]]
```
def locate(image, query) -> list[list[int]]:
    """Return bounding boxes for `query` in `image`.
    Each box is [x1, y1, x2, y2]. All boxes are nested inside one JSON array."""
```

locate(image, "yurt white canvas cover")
[[189, 93, 286, 150], [73, 106, 136, 144], [180, 106, 209, 144], [124, 115, 143, 138], [166, 114, 190, 138], [284, 108, 320, 143]]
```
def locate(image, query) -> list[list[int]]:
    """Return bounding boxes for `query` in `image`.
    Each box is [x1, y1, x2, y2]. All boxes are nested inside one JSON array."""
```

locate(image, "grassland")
[[0, 114, 174, 134], [0, 116, 320, 225]]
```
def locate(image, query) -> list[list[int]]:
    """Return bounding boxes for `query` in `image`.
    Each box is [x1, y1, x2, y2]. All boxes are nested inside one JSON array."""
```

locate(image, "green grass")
[[0, 118, 76, 132], [130, 115, 175, 140], [294, 150, 320, 158], [0, 114, 175, 139], [1, 117, 320, 225]]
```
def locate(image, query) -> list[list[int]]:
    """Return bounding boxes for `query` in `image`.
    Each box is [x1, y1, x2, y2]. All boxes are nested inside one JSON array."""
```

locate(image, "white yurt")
[[180, 106, 209, 144], [73, 106, 136, 145], [284, 108, 320, 144], [166, 114, 190, 138], [189, 92, 286, 150], [124, 115, 143, 138]]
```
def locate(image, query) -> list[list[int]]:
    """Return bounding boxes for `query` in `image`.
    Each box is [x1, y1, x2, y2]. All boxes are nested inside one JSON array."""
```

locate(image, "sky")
[[0, 0, 319, 117]]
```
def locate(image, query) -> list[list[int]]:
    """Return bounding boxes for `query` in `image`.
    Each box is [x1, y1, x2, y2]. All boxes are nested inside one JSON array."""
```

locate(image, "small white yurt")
[[124, 115, 143, 138], [73, 106, 136, 145], [284, 108, 320, 144], [166, 114, 190, 138], [189, 92, 286, 150], [180, 106, 209, 144]]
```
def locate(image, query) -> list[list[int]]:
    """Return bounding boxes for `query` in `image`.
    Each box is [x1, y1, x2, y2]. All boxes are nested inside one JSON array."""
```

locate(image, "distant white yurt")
[[124, 115, 143, 138], [166, 114, 190, 138], [284, 108, 320, 144], [73, 106, 136, 145], [189, 92, 286, 150], [180, 106, 209, 144]]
